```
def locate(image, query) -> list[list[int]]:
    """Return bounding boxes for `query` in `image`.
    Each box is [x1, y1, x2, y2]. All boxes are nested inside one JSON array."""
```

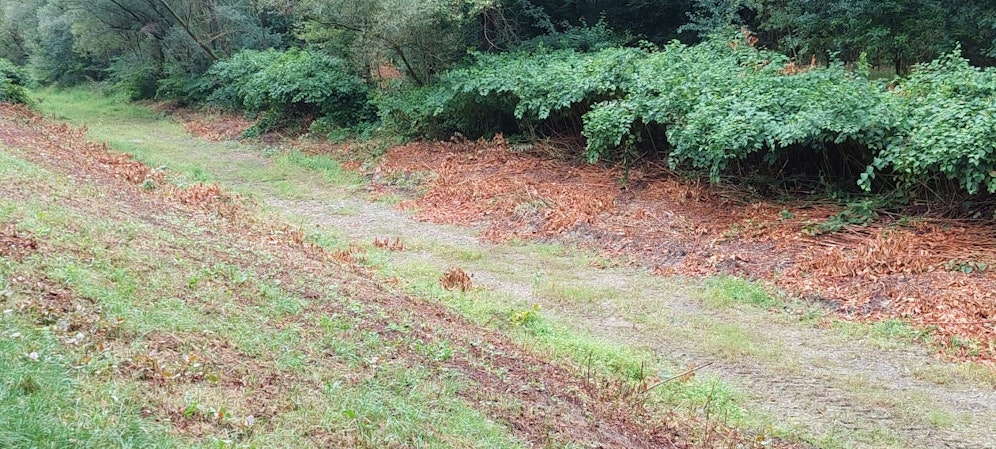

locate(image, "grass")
[[19, 86, 996, 449], [0, 151, 522, 448], [533, 280, 619, 304], [913, 361, 996, 387], [830, 319, 933, 351], [374, 257, 752, 426], [703, 276, 783, 309], [1, 267, 175, 449], [34, 87, 363, 199]]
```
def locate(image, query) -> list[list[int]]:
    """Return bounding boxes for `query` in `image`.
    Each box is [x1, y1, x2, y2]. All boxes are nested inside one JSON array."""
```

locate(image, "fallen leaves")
[[373, 236, 405, 251], [0, 223, 38, 261], [371, 136, 996, 364], [440, 267, 472, 292]]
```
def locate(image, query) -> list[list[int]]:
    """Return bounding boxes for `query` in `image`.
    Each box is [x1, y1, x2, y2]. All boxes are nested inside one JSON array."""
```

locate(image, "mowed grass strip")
[[0, 105, 710, 448], [28, 88, 865, 448], [0, 124, 522, 447]]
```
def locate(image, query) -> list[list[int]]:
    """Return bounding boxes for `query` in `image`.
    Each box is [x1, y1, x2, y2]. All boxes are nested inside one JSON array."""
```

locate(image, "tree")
[[273, 0, 488, 86], [0, 1, 44, 65], [754, 0, 995, 71], [680, 0, 760, 38]]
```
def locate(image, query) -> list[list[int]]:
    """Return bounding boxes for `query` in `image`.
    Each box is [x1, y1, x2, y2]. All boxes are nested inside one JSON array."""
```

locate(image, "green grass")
[[0, 152, 522, 448], [1, 266, 175, 448], [831, 319, 933, 351], [24, 86, 993, 449], [34, 87, 362, 198], [703, 276, 782, 309], [533, 280, 619, 304], [375, 258, 751, 425]]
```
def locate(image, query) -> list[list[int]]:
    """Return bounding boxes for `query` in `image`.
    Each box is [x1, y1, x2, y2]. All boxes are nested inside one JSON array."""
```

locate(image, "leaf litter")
[[375, 134, 996, 365]]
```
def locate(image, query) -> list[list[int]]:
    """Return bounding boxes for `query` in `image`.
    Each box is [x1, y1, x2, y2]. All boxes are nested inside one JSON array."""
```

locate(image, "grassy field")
[[5, 87, 994, 449], [0, 91, 782, 448], [0, 119, 529, 447]]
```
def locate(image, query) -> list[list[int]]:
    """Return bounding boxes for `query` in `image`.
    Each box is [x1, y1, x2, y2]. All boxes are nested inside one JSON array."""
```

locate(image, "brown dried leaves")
[[440, 267, 472, 292]]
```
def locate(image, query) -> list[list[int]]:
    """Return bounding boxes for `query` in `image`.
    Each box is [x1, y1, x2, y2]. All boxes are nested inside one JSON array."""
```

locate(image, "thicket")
[[3, 0, 996, 200], [195, 48, 373, 135], [0, 58, 30, 104], [391, 33, 996, 197], [877, 53, 996, 195]]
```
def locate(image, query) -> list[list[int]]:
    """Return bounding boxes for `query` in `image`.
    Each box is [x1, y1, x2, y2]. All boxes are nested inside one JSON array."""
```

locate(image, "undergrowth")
[[376, 31, 996, 205]]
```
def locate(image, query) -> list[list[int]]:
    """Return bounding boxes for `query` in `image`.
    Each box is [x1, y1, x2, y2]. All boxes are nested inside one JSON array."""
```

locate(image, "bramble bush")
[[423, 46, 644, 138], [198, 48, 372, 135], [176, 35, 996, 198], [586, 38, 896, 180], [395, 33, 996, 196], [873, 50, 996, 194], [0, 58, 30, 105]]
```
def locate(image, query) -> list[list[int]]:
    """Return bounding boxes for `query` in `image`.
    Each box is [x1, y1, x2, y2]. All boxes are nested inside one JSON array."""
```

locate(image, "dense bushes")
[[163, 37, 996, 197], [417, 47, 644, 138], [585, 39, 895, 179], [0, 58, 30, 104], [198, 48, 372, 135], [392, 34, 996, 196], [877, 52, 996, 194]]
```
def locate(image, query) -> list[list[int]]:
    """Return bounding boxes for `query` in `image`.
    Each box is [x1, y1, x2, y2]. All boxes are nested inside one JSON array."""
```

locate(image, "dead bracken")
[[375, 134, 996, 364], [440, 267, 472, 291]]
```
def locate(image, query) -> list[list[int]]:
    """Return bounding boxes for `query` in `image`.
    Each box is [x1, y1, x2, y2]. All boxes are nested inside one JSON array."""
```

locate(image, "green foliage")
[[288, 0, 483, 86], [419, 46, 643, 139], [0, 58, 30, 104], [421, 34, 896, 175], [29, 2, 97, 86], [681, 0, 760, 38], [416, 34, 996, 197], [507, 304, 542, 327], [805, 200, 879, 235], [874, 50, 996, 194], [201, 48, 372, 134], [586, 35, 894, 178], [514, 18, 629, 52], [373, 86, 449, 138], [107, 54, 161, 101], [944, 259, 988, 274]]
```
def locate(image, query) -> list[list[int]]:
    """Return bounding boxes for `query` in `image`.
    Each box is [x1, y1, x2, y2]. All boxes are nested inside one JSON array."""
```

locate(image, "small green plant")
[[948, 335, 981, 357], [805, 200, 879, 235], [411, 339, 454, 362], [705, 276, 781, 309], [944, 259, 988, 274], [508, 304, 541, 326]]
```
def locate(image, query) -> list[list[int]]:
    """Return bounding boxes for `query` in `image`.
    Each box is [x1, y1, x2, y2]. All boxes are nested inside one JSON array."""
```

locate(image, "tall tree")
[[274, 0, 488, 86], [755, 0, 994, 71]]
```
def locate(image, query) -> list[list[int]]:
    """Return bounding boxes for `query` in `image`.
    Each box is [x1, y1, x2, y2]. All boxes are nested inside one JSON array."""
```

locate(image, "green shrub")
[[514, 19, 629, 52], [373, 86, 446, 138], [200, 48, 372, 134], [155, 65, 208, 106], [588, 37, 895, 178], [871, 50, 996, 194], [107, 54, 161, 100], [423, 34, 895, 178], [389, 36, 996, 197], [428, 46, 644, 139], [0, 58, 31, 105]]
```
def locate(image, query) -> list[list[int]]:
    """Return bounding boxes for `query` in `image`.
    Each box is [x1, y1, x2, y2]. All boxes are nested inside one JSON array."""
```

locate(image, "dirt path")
[[261, 191, 996, 449], [32, 97, 996, 448]]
